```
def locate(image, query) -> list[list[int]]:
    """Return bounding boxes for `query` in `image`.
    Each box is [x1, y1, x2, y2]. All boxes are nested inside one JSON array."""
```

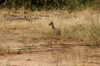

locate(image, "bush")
[[0, 0, 100, 11]]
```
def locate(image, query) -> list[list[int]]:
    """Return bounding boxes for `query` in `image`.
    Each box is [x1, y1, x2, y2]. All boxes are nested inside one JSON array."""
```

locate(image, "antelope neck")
[[52, 24, 55, 29]]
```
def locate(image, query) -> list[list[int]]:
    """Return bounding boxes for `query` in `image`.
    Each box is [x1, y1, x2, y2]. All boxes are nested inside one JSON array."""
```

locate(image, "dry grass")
[[0, 9, 100, 66], [0, 9, 100, 41]]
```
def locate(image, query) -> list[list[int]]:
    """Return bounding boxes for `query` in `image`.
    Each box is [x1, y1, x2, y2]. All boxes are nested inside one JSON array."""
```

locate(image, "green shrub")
[[1, 0, 100, 10]]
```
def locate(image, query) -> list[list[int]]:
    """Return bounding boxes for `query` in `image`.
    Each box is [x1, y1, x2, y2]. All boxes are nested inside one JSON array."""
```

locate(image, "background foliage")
[[0, 0, 100, 11]]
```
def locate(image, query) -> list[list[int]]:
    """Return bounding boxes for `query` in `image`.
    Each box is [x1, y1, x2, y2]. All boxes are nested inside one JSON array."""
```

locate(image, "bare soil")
[[0, 39, 100, 66], [0, 10, 100, 66]]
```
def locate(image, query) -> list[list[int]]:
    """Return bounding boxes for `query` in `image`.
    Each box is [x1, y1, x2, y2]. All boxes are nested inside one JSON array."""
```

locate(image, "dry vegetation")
[[0, 9, 100, 66], [0, 9, 100, 42]]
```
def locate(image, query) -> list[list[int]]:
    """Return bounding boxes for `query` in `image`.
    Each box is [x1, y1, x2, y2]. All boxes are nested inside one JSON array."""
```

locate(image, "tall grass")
[[0, 9, 100, 45]]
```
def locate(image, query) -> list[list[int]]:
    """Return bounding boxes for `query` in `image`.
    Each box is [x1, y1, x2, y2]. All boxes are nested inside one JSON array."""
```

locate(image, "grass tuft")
[[45, 39, 53, 47]]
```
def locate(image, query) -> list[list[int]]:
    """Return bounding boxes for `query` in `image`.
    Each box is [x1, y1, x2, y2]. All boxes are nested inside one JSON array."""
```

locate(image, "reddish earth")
[[0, 39, 100, 66]]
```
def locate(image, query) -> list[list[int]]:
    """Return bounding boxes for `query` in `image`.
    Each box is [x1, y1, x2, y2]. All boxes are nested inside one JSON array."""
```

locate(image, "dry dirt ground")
[[0, 39, 100, 66], [0, 10, 100, 66]]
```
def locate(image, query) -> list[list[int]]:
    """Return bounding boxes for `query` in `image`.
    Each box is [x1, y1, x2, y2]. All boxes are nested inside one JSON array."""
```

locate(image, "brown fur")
[[49, 21, 61, 44]]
